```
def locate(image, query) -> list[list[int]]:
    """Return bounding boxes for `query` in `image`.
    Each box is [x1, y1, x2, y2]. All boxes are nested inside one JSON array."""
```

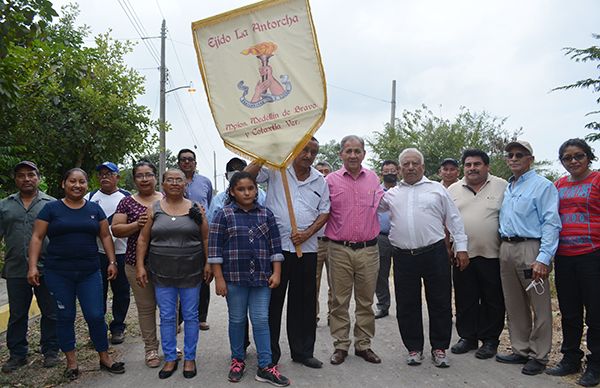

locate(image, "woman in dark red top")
[[547, 138, 600, 387], [112, 160, 163, 368]]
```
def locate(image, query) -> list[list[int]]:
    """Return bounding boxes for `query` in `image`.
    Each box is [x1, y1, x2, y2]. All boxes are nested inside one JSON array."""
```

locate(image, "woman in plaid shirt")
[[209, 171, 290, 387]]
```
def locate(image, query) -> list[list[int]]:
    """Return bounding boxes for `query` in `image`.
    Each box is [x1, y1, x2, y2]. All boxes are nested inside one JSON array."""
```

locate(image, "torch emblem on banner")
[[238, 42, 292, 108]]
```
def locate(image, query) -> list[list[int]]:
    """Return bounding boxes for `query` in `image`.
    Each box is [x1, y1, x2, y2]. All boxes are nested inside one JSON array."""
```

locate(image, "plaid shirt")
[[208, 202, 283, 287]]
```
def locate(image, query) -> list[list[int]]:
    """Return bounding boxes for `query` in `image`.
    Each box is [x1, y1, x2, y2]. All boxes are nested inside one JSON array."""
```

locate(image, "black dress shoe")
[[99, 361, 125, 374], [522, 359, 545, 375], [158, 361, 178, 379], [578, 365, 600, 387], [374, 309, 389, 319], [496, 353, 529, 364], [330, 349, 348, 365], [355, 349, 382, 364], [293, 357, 323, 369], [475, 342, 498, 359], [451, 338, 478, 354], [546, 360, 581, 376]]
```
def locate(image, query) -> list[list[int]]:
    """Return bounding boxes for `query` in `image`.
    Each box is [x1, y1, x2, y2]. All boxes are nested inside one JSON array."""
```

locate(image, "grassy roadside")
[[0, 296, 139, 387]]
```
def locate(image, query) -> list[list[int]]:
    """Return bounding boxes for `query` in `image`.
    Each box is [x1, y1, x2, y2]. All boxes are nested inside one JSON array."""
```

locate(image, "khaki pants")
[[328, 242, 379, 351], [316, 239, 332, 321], [125, 264, 159, 353], [499, 240, 552, 363]]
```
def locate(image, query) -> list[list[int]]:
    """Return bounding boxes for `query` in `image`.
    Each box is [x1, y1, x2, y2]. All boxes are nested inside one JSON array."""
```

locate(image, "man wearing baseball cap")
[[439, 158, 460, 188], [0, 161, 59, 372], [86, 162, 131, 345], [495, 140, 561, 376]]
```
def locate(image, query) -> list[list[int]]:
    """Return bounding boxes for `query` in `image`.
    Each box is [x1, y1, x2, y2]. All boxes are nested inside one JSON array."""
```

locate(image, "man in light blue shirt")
[[495, 140, 561, 376], [207, 157, 265, 223], [374, 160, 398, 319]]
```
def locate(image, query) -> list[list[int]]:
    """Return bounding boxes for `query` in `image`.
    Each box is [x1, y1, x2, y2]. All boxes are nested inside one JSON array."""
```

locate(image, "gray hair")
[[340, 135, 365, 150], [398, 148, 424, 164], [315, 161, 332, 169]]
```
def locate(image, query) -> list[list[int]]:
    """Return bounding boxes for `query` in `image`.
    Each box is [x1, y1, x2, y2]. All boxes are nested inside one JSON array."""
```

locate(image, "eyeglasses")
[[505, 152, 530, 159], [179, 157, 195, 163], [134, 173, 156, 180], [165, 178, 184, 184], [98, 172, 117, 178], [560, 153, 587, 163]]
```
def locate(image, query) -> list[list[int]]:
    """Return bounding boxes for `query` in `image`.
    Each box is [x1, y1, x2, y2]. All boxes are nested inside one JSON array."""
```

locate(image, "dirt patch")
[[0, 293, 139, 387]]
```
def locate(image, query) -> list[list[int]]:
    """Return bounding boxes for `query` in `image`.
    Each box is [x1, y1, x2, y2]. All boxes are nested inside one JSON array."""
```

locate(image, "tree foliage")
[[315, 139, 342, 171], [366, 105, 523, 180], [0, 5, 155, 197], [554, 33, 600, 141]]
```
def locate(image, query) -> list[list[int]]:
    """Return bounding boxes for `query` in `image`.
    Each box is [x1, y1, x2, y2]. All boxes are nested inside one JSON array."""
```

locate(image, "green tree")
[[316, 139, 342, 171], [367, 105, 523, 180], [553, 33, 600, 141], [0, 5, 155, 197]]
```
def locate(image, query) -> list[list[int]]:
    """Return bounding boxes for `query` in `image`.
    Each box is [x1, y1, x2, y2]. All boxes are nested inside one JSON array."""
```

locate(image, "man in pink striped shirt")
[[325, 135, 384, 365]]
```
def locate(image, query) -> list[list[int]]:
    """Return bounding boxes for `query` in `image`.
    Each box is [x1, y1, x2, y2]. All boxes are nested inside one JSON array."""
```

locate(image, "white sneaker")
[[431, 349, 450, 368], [406, 351, 424, 366]]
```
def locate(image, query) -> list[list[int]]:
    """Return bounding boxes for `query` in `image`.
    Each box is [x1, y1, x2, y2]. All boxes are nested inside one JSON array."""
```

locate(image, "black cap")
[[440, 158, 459, 167], [14, 161, 39, 174]]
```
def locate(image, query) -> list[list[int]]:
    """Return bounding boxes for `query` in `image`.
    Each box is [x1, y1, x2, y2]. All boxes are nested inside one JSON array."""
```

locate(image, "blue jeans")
[[155, 285, 200, 361], [44, 269, 108, 352], [227, 285, 272, 368], [6, 277, 58, 359], [99, 253, 130, 334]]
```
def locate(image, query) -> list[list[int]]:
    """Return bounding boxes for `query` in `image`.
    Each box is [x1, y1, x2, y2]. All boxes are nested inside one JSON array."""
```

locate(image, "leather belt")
[[501, 236, 540, 243], [330, 238, 378, 250], [394, 240, 444, 256], [318, 236, 330, 242]]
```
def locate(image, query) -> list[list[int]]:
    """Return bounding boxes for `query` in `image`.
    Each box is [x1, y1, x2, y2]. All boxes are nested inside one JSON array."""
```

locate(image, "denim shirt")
[[499, 170, 562, 265]]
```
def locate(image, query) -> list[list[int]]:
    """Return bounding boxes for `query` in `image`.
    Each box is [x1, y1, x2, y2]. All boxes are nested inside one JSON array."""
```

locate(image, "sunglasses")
[[505, 152, 530, 159], [560, 153, 587, 163]]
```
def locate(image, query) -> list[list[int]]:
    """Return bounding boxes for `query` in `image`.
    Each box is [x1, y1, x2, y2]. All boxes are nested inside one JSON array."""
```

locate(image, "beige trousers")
[[125, 264, 159, 353], [316, 239, 332, 321], [328, 242, 379, 351], [499, 240, 552, 363]]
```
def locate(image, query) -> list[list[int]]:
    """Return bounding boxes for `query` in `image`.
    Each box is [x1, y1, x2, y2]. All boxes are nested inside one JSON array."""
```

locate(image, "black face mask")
[[383, 174, 398, 184]]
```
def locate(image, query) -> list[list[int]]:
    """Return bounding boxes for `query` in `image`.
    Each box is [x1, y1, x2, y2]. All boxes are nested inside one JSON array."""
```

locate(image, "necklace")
[[171, 216, 177, 221]]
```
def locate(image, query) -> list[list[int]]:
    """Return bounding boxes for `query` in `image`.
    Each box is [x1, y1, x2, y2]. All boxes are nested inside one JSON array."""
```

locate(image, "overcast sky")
[[54, 0, 600, 188]]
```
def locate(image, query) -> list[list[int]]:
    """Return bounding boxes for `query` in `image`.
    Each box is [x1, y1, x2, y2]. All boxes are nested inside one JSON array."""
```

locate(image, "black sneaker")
[[228, 358, 245, 383], [475, 342, 498, 360], [43, 353, 60, 368], [255, 364, 290, 387], [578, 365, 600, 387], [110, 331, 125, 345], [546, 359, 581, 376], [2, 357, 27, 373]]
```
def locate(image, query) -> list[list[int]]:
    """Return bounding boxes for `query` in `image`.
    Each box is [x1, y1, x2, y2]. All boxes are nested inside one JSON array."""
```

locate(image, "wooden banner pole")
[[280, 166, 303, 258]]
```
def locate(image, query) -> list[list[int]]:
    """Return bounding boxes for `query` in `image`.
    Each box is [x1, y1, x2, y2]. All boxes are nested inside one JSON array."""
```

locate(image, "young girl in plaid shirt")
[[208, 171, 290, 386]]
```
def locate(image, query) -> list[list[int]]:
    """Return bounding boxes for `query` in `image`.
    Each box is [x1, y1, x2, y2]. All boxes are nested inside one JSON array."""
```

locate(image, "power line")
[[116, 0, 160, 65], [327, 82, 391, 104]]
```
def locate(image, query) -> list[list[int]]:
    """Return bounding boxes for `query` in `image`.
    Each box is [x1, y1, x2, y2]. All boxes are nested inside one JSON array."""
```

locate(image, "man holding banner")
[[326, 135, 384, 365], [247, 137, 330, 369]]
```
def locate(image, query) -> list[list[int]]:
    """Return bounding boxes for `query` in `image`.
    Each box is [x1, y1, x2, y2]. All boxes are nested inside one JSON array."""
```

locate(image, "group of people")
[[0, 136, 599, 387]]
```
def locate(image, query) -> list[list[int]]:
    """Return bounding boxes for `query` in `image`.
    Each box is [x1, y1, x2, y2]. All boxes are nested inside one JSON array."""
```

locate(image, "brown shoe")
[[355, 349, 381, 364], [330, 349, 348, 365]]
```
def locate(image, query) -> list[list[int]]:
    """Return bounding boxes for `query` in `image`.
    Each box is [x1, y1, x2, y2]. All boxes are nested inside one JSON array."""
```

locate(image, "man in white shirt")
[[380, 148, 469, 368], [86, 162, 131, 344], [246, 137, 330, 369]]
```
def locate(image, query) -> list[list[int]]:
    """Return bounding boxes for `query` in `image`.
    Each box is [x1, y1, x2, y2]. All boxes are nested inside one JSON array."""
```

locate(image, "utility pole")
[[159, 19, 167, 183], [390, 79, 396, 129]]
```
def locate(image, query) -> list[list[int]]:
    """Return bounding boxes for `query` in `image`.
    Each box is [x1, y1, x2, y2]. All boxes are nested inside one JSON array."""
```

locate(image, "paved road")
[[68, 280, 571, 388]]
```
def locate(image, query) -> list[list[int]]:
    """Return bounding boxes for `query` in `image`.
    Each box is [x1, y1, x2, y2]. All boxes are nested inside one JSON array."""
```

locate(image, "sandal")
[[145, 350, 161, 368], [64, 367, 79, 380], [99, 361, 125, 374]]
